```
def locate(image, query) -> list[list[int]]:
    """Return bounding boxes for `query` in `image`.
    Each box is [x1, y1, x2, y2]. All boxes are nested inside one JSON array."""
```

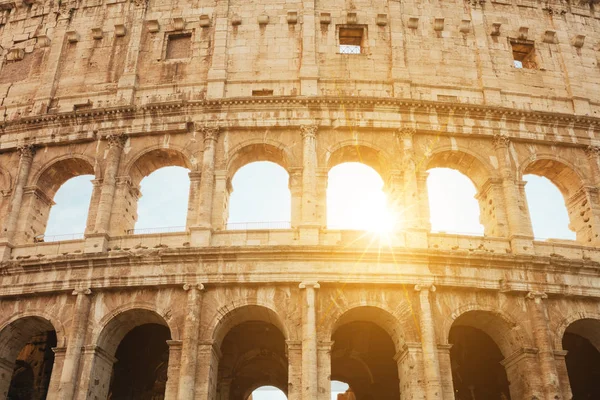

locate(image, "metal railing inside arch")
[[226, 221, 291, 230], [125, 226, 187, 235]]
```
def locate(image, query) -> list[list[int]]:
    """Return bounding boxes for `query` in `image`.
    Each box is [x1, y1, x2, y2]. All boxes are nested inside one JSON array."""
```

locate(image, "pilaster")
[[287, 340, 303, 400], [57, 288, 92, 400], [414, 284, 441, 400], [165, 340, 183, 400], [178, 283, 205, 400], [525, 291, 563, 399], [299, 281, 319, 400]]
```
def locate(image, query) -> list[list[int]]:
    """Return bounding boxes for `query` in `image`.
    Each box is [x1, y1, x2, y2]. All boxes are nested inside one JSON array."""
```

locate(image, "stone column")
[[192, 126, 219, 246], [315, 168, 328, 228], [586, 146, 600, 185], [500, 347, 543, 399], [436, 344, 454, 400], [2, 145, 35, 244], [299, 281, 319, 400], [493, 135, 534, 253], [525, 291, 562, 399], [289, 168, 303, 229], [317, 341, 333, 400], [554, 350, 573, 400], [286, 340, 302, 400], [0, 357, 14, 399], [178, 283, 205, 400], [186, 172, 202, 230], [165, 340, 183, 400], [57, 288, 92, 400], [194, 341, 221, 400], [211, 170, 231, 231], [300, 126, 320, 244], [415, 285, 441, 400]]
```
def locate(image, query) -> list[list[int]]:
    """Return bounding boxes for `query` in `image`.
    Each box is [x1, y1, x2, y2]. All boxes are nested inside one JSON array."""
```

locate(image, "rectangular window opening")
[[166, 32, 192, 60], [339, 27, 363, 54], [252, 89, 274, 96], [511, 40, 537, 69]]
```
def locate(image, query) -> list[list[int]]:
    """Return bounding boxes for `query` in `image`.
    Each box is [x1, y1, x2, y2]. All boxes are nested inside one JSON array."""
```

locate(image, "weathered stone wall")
[[2, 0, 600, 398]]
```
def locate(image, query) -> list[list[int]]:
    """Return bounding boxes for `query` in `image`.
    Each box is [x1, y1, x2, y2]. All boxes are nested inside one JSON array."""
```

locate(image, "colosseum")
[[2, 0, 600, 398]]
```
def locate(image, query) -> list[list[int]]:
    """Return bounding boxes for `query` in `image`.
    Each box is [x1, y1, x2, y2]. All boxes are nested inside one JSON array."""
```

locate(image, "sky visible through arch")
[[43, 161, 574, 400]]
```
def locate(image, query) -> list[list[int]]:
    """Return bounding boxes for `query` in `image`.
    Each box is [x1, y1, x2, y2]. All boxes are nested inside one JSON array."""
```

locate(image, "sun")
[[327, 163, 401, 234]]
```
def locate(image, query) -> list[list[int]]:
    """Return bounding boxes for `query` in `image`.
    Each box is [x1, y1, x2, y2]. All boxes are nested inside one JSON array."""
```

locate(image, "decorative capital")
[[526, 291, 548, 302], [492, 133, 510, 149], [585, 145, 600, 159], [106, 134, 127, 149], [396, 127, 416, 140], [197, 126, 219, 142], [300, 125, 318, 139], [17, 144, 36, 159], [299, 281, 320, 289], [183, 283, 205, 292], [414, 284, 436, 292], [72, 288, 92, 296]]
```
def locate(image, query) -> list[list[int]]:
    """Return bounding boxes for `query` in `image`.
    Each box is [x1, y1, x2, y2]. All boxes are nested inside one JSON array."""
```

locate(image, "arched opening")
[[28, 158, 95, 242], [331, 322, 399, 400], [427, 168, 484, 236], [228, 162, 291, 230], [331, 380, 352, 400], [523, 159, 588, 242], [449, 326, 510, 400], [108, 324, 171, 399], [330, 307, 401, 400], [523, 174, 576, 241], [92, 309, 172, 400], [123, 149, 192, 235], [562, 318, 600, 399], [0, 317, 58, 400], [134, 166, 190, 234], [248, 386, 288, 400], [214, 305, 288, 400], [448, 310, 529, 400], [44, 175, 94, 241], [327, 163, 394, 232]]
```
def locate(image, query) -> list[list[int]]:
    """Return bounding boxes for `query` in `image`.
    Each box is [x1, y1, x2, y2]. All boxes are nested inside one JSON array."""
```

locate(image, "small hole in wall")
[[511, 40, 537, 69], [252, 89, 274, 96]]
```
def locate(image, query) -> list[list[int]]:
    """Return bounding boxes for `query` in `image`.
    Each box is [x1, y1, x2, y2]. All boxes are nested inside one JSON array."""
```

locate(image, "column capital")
[[106, 133, 128, 149], [300, 124, 318, 139], [183, 282, 205, 292], [526, 291, 548, 302], [299, 281, 320, 289], [414, 284, 436, 293], [166, 339, 183, 349], [17, 144, 37, 159], [585, 145, 600, 159], [396, 126, 416, 140], [198, 125, 220, 142], [72, 288, 92, 296], [492, 133, 510, 149]]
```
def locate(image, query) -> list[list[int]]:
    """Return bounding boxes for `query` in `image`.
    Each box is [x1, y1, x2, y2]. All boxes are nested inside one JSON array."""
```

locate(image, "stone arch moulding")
[[92, 302, 178, 356], [553, 312, 600, 351], [207, 300, 291, 346], [30, 154, 97, 197], [442, 304, 532, 357], [0, 312, 62, 363], [124, 145, 197, 186], [324, 140, 392, 182], [327, 304, 409, 353], [224, 138, 294, 180], [519, 153, 590, 199], [424, 147, 497, 191]]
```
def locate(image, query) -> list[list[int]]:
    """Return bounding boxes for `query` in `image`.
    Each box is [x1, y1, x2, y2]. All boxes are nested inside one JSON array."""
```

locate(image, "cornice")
[[1, 96, 599, 136]]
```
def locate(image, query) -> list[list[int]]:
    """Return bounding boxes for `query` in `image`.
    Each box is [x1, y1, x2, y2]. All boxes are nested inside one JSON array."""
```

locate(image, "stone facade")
[[2, 0, 600, 398]]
